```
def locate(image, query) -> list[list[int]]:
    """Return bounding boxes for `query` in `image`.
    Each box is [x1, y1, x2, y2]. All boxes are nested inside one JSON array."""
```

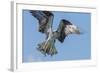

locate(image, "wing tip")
[[43, 11, 53, 17]]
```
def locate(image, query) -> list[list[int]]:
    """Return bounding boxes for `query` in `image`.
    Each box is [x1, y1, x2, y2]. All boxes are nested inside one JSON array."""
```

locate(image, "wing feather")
[[30, 10, 54, 34], [56, 19, 72, 43]]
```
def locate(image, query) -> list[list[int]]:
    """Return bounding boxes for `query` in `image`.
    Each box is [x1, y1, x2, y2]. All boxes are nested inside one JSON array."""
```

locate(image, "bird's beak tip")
[[76, 30, 80, 34]]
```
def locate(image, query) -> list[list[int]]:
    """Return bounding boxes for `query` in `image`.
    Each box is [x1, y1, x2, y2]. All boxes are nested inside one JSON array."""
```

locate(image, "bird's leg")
[[49, 41, 58, 56], [37, 31, 57, 56]]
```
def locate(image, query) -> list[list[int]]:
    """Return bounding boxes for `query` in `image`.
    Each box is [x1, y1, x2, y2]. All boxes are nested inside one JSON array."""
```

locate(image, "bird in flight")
[[30, 10, 80, 56]]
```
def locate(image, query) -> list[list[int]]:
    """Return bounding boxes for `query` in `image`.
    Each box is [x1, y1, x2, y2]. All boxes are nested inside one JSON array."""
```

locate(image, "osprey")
[[30, 10, 80, 56]]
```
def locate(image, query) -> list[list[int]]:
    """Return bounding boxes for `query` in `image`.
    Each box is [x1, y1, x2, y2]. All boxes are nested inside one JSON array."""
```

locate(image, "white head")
[[64, 25, 80, 35]]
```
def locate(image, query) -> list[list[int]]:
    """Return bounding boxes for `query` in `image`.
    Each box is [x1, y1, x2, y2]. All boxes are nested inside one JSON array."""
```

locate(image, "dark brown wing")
[[30, 10, 54, 34], [56, 19, 73, 43]]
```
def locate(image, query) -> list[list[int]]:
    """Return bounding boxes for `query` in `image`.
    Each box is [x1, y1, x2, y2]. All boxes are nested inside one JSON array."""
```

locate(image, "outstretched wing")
[[56, 19, 80, 43], [30, 10, 54, 34]]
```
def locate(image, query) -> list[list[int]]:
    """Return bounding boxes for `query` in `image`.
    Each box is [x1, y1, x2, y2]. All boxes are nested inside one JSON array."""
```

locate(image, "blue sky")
[[22, 10, 91, 62]]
